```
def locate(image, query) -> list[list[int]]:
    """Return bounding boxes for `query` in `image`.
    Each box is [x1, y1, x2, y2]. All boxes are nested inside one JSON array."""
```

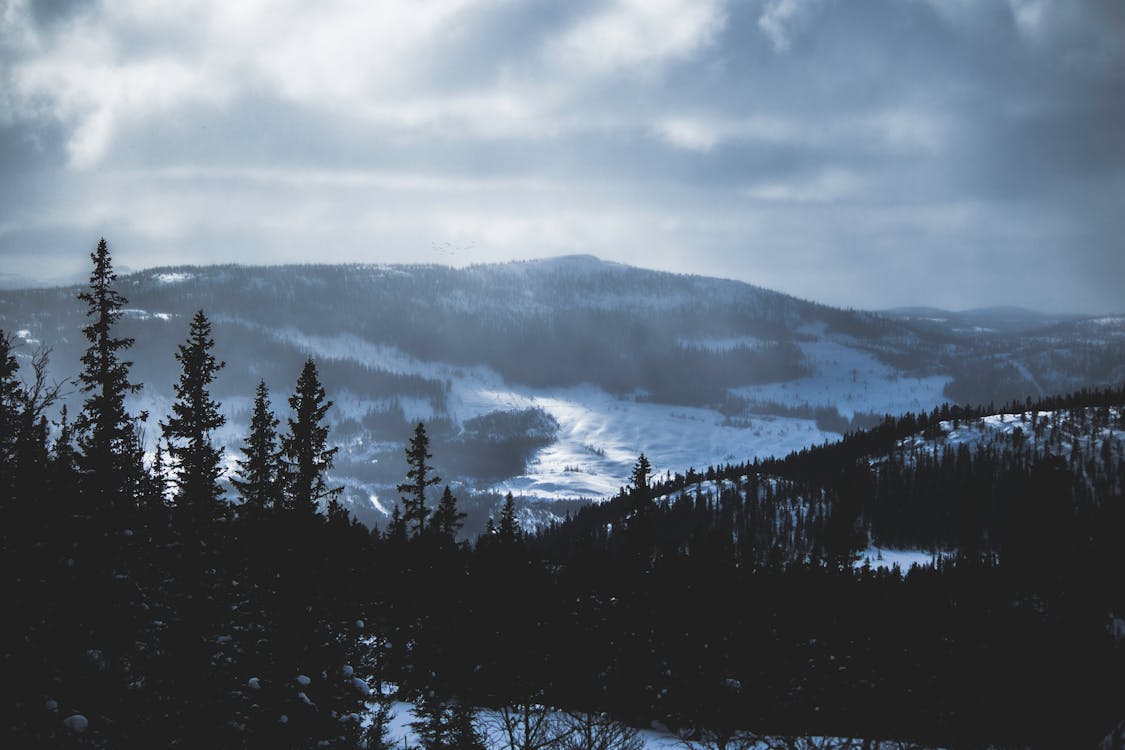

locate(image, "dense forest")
[[3, 242, 1123, 748]]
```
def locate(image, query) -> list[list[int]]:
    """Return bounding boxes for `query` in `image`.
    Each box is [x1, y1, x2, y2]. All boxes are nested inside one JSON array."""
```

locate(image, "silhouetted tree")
[[430, 485, 466, 541], [624, 453, 654, 564], [280, 358, 340, 514], [398, 421, 440, 538], [162, 310, 227, 525], [232, 379, 281, 515], [498, 492, 522, 545], [74, 238, 145, 514]]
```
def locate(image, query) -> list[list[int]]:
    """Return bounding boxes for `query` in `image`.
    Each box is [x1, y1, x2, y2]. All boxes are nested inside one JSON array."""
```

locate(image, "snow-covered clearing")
[[734, 335, 949, 419]]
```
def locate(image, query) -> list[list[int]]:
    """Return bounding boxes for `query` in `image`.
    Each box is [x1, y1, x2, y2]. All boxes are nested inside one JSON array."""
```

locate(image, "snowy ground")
[[854, 546, 944, 572], [893, 408, 1125, 462], [271, 329, 847, 502], [121, 323, 960, 511], [734, 333, 950, 420]]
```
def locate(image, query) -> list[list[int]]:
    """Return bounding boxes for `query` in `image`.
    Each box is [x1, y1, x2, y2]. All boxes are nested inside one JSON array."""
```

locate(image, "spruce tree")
[[397, 421, 440, 538], [74, 238, 144, 515], [624, 453, 654, 563], [497, 492, 521, 545], [280, 358, 340, 515], [232, 379, 281, 515], [430, 485, 466, 540], [161, 310, 227, 525], [387, 502, 407, 542]]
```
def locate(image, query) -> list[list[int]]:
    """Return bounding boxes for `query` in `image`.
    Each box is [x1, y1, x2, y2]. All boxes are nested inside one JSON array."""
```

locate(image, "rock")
[[63, 714, 89, 734]]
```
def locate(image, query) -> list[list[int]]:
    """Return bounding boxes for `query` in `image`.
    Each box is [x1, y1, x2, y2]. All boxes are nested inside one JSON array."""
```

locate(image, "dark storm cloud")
[[0, 0, 1121, 312]]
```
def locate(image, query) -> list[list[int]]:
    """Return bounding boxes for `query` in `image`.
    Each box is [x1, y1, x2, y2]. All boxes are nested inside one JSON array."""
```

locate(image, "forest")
[[2, 241, 1123, 749]]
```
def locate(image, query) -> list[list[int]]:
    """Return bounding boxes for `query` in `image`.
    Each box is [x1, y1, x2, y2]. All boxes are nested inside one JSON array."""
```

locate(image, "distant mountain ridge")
[[1, 255, 1122, 529]]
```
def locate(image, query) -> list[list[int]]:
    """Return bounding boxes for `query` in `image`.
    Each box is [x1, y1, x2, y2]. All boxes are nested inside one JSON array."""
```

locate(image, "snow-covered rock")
[[63, 714, 88, 733]]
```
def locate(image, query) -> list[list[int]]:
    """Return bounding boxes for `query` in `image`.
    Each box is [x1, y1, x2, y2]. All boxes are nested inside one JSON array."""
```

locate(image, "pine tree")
[[146, 439, 168, 511], [497, 492, 521, 545], [387, 502, 407, 542], [397, 421, 440, 538], [74, 238, 145, 515], [161, 310, 227, 525], [430, 485, 466, 540], [280, 358, 340, 514], [624, 453, 654, 563], [232, 379, 281, 515], [47, 404, 80, 512]]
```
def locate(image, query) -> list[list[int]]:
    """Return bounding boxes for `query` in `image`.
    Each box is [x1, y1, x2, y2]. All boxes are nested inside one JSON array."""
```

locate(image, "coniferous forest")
[[3, 241, 1124, 749]]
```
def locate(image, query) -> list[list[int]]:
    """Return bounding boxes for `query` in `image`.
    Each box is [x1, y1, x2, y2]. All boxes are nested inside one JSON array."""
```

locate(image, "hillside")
[[2, 256, 1122, 529], [536, 387, 1125, 570]]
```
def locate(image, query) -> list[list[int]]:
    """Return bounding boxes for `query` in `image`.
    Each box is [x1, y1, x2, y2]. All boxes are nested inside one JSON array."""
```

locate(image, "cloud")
[[0, 0, 1122, 313], [757, 0, 825, 52], [547, 0, 724, 73]]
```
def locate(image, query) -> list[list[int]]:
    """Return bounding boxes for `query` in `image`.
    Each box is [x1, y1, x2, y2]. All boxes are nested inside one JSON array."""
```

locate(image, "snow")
[[855, 547, 942, 572], [676, 336, 768, 352], [12, 329, 40, 345], [893, 408, 1125, 463], [266, 328, 842, 502], [121, 308, 173, 322], [63, 714, 89, 733], [155, 272, 193, 284], [734, 337, 950, 420], [296, 674, 311, 687]]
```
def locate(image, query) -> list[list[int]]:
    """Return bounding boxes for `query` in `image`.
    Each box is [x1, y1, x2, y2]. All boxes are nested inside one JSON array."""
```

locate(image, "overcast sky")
[[1, 0, 1122, 312]]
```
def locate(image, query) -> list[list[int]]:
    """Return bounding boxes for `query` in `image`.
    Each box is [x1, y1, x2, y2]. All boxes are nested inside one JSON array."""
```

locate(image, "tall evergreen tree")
[[161, 310, 227, 525], [624, 453, 654, 563], [280, 358, 340, 514], [232, 379, 281, 515], [497, 492, 521, 545], [430, 485, 466, 540], [397, 421, 440, 538], [74, 238, 144, 514]]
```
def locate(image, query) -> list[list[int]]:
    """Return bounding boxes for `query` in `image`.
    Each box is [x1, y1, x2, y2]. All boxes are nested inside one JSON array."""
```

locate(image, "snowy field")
[[270, 329, 849, 502], [112, 322, 964, 512], [734, 332, 950, 420]]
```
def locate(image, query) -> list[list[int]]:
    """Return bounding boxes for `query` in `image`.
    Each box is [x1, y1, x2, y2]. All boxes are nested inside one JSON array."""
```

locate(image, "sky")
[[1, 0, 1122, 313]]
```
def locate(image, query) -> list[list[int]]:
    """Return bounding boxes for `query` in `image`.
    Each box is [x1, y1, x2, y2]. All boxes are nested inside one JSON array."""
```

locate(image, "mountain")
[[1, 255, 1122, 529]]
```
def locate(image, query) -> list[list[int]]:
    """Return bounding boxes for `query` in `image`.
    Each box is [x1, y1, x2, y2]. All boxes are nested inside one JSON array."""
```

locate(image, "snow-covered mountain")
[[1, 256, 1122, 528]]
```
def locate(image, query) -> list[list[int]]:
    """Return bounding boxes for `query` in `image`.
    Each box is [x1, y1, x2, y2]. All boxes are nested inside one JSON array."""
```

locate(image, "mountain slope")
[[1, 256, 1122, 528]]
